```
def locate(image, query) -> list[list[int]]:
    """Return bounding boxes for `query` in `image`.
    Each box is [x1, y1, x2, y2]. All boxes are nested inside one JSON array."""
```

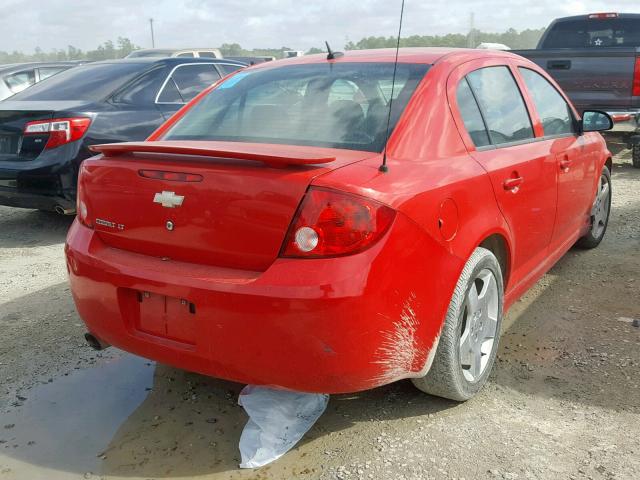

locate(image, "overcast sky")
[[2, 0, 637, 53]]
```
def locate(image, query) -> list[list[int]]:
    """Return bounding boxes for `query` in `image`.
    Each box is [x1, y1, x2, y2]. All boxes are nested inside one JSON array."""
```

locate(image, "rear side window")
[[157, 64, 221, 103], [456, 78, 490, 147], [541, 18, 640, 48], [198, 51, 217, 58], [518, 68, 574, 136], [4, 70, 36, 94], [466, 66, 534, 146], [176, 52, 195, 58]]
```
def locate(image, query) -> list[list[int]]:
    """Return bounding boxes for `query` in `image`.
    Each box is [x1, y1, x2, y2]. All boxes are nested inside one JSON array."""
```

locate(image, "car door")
[[515, 65, 594, 252], [155, 63, 222, 119], [449, 61, 558, 290]]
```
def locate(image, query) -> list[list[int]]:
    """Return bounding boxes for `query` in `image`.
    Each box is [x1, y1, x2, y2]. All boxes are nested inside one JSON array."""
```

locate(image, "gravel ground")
[[0, 150, 639, 480]]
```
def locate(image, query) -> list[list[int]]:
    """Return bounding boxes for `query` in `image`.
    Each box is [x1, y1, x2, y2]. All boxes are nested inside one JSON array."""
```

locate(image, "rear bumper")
[[65, 214, 458, 394], [0, 185, 75, 212], [0, 143, 80, 211]]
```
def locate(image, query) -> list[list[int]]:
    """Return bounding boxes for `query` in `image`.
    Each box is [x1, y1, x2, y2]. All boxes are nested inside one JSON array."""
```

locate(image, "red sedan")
[[65, 48, 613, 400]]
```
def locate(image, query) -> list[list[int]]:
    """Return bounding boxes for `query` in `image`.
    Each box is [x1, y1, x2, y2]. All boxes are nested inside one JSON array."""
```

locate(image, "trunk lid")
[[0, 101, 93, 160], [81, 141, 375, 271]]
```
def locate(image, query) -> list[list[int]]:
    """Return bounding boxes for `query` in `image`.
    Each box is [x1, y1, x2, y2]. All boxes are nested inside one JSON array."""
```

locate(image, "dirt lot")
[[0, 150, 639, 480]]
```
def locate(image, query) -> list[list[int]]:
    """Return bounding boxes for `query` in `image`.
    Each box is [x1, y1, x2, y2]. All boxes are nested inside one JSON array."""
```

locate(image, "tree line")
[[0, 37, 139, 64], [0, 27, 545, 64]]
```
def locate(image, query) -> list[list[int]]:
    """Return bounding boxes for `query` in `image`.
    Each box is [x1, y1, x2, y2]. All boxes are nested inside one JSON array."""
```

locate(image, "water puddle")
[[0, 352, 154, 479]]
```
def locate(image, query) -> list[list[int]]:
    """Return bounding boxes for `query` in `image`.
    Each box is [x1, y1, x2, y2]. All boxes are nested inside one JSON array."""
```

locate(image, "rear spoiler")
[[89, 141, 335, 167]]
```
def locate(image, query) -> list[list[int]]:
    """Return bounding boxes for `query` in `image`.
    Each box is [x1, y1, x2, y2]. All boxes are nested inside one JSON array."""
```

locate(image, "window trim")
[[155, 62, 222, 105], [155, 62, 243, 105]]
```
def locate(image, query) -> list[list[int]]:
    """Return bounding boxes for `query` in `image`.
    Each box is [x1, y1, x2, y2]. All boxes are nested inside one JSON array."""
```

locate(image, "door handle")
[[503, 176, 524, 191], [547, 59, 571, 70], [560, 158, 572, 172]]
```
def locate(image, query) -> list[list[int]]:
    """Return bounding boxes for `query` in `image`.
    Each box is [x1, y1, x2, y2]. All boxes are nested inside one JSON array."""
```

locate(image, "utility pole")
[[149, 18, 155, 48], [468, 12, 475, 48]]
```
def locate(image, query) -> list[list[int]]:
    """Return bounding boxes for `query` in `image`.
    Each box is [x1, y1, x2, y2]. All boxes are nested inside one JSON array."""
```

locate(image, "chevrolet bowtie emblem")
[[153, 191, 184, 208]]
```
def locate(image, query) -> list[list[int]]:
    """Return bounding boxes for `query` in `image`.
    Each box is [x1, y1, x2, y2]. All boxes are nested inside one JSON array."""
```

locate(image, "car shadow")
[[0, 207, 74, 248]]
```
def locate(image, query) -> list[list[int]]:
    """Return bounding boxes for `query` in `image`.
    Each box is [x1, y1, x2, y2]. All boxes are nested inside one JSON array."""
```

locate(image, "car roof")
[[249, 47, 519, 69], [552, 12, 640, 22], [88, 57, 246, 67], [132, 48, 220, 52], [0, 61, 81, 73]]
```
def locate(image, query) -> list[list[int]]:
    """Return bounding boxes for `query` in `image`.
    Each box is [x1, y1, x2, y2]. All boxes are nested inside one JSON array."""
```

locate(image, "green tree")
[[220, 43, 244, 56]]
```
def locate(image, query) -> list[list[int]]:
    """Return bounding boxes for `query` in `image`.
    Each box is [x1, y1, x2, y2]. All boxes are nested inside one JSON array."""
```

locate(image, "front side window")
[[456, 78, 490, 147], [162, 62, 429, 153], [518, 68, 574, 136], [218, 63, 245, 76], [466, 66, 534, 146], [157, 64, 221, 103]]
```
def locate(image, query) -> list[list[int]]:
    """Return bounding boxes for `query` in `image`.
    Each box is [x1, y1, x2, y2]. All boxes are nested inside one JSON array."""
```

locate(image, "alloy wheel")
[[459, 268, 499, 382]]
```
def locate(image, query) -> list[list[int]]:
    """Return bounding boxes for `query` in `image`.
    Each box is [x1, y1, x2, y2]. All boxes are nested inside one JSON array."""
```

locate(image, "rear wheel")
[[412, 247, 503, 401], [576, 165, 611, 249], [632, 145, 640, 168]]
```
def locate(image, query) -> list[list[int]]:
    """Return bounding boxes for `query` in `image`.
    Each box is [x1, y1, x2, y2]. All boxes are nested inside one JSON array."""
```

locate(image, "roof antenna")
[[379, 0, 405, 173], [325, 41, 343, 60]]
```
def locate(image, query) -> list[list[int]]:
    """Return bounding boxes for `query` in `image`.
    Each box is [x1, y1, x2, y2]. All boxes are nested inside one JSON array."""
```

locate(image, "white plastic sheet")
[[238, 385, 329, 468]]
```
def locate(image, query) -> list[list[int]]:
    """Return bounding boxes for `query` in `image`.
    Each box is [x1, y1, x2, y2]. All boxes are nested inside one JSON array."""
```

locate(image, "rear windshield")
[[9, 63, 150, 101], [541, 18, 640, 48], [163, 62, 430, 152]]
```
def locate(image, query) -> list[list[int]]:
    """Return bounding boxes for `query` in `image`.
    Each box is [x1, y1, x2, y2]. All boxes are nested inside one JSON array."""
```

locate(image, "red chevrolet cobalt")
[[65, 48, 613, 400]]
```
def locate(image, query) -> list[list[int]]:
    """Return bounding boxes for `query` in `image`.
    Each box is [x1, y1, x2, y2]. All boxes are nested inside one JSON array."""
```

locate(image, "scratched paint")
[[373, 292, 430, 384]]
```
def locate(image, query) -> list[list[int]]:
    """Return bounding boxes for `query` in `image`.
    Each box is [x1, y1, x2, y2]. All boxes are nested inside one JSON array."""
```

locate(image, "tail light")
[[281, 187, 396, 258], [76, 164, 93, 229], [23, 117, 91, 150], [633, 57, 640, 97]]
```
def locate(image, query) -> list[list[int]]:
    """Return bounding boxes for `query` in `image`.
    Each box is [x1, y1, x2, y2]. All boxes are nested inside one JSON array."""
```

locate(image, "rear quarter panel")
[[313, 59, 512, 369]]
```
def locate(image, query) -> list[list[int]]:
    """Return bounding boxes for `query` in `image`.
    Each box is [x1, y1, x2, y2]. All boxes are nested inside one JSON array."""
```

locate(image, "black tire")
[[412, 247, 504, 401], [576, 165, 611, 249], [633, 145, 640, 169]]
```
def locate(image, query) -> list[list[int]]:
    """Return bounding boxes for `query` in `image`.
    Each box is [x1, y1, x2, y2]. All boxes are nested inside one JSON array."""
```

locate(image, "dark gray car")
[[0, 62, 83, 101], [513, 13, 640, 166]]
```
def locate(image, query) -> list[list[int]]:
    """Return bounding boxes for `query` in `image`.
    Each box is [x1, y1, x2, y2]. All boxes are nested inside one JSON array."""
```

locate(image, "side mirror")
[[581, 110, 613, 133]]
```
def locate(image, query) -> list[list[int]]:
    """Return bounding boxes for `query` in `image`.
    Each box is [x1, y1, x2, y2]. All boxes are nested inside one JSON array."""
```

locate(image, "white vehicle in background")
[[283, 50, 305, 58], [126, 48, 223, 59], [0, 62, 83, 101], [476, 42, 511, 50]]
